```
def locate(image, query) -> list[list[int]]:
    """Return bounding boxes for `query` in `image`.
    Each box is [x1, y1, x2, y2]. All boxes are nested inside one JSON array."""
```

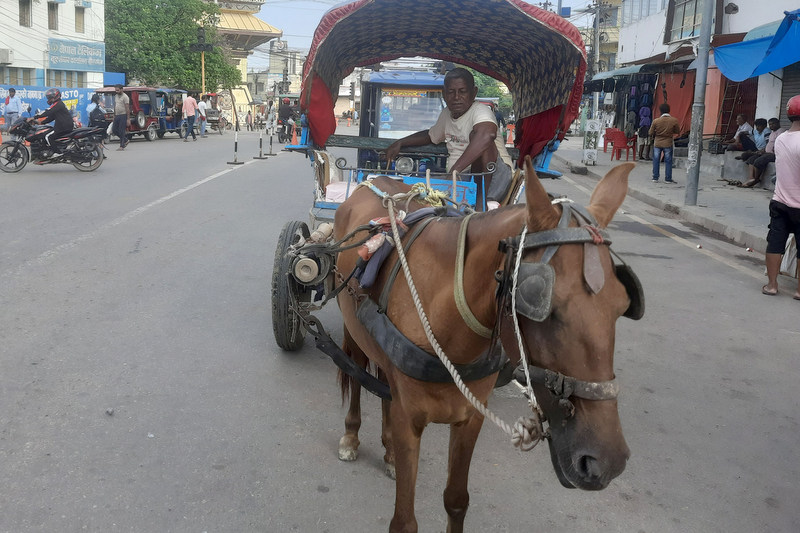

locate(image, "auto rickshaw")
[[95, 86, 162, 141]]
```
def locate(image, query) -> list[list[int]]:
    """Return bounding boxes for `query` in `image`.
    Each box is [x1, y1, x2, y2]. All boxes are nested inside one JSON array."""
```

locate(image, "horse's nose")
[[577, 454, 603, 482]]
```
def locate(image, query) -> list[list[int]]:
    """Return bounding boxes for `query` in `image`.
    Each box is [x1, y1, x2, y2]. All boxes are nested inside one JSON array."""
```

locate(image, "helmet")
[[45, 88, 61, 105], [283, 98, 290, 104], [787, 95, 800, 118]]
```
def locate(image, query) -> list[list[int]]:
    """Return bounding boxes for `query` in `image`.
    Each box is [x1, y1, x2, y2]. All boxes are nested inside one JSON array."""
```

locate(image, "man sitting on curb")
[[723, 113, 754, 152], [762, 95, 800, 298], [740, 118, 786, 188]]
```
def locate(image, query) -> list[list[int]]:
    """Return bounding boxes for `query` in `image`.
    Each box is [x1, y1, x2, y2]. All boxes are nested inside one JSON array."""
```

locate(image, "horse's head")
[[501, 157, 637, 491]]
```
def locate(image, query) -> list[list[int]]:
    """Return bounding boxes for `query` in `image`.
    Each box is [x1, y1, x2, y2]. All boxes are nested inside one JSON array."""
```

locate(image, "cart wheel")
[[272, 220, 311, 351]]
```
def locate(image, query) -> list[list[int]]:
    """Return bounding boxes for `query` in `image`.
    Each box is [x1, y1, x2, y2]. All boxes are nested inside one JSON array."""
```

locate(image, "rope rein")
[[382, 191, 544, 451]]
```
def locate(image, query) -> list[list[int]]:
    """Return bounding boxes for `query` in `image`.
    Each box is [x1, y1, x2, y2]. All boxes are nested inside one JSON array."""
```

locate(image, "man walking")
[[182, 92, 198, 142], [649, 103, 680, 183], [198, 95, 208, 137], [762, 95, 800, 298], [112, 84, 130, 151]]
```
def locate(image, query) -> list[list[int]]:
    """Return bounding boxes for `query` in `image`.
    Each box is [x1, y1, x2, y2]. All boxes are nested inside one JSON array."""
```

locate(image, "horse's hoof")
[[384, 462, 396, 480], [338, 447, 358, 461]]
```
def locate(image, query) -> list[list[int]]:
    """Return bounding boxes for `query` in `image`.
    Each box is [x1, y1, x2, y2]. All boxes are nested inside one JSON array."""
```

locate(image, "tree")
[[467, 68, 514, 116], [105, 0, 241, 89]]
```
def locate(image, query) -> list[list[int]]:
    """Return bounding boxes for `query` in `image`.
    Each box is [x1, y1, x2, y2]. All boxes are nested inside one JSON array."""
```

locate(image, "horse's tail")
[[338, 325, 369, 404]]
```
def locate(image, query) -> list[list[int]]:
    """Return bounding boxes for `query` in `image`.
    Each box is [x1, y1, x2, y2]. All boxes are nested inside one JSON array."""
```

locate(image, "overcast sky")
[[250, 0, 591, 70]]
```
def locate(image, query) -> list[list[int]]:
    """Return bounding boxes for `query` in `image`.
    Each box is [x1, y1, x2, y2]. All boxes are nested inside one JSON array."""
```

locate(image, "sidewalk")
[[552, 139, 774, 253]]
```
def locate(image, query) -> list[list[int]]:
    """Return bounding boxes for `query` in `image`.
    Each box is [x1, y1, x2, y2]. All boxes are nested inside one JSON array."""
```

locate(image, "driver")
[[384, 68, 513, 208], [279, 97, 295, 135], [33, 88, 74, 153]]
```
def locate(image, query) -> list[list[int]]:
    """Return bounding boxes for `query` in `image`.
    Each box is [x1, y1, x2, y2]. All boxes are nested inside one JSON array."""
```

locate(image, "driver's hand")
[[384, 140, 402, 162]]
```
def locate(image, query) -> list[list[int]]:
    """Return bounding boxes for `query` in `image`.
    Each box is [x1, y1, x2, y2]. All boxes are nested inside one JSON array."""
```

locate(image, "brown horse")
[[333, 157, 635, 532]]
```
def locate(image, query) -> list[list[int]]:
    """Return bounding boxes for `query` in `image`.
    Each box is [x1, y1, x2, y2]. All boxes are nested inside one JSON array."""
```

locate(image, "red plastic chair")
[[603, 128, 621, 152], [607, 130, 636, 161]]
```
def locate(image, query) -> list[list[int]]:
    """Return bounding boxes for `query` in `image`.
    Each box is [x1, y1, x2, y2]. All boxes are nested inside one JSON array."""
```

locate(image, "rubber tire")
[[0, 143, 29, 173], [135, 111, 146, 129], [272, 220, 311, 351], [179, 122, 187, 139], [72, 141, 103, 172]]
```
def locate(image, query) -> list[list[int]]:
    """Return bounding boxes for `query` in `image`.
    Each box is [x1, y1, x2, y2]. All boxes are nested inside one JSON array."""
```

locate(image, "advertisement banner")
[[48, 38, 105, 72], [1, 85, 97, 127]]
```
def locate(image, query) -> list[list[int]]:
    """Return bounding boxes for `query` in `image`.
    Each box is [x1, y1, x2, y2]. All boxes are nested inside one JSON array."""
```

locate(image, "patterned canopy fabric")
[[301, 0, 587, 160]]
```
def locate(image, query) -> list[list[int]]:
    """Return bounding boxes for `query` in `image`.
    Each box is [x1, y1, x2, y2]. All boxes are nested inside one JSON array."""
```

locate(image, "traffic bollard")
[[267, 135, 275, 156], [227, 131, 244, 165], [253, 129, 270, 159]]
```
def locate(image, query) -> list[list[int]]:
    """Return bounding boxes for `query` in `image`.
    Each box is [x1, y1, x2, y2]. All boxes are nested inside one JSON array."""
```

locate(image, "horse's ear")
[[586, 162, 635, 228], [524, 156, 559, 229]]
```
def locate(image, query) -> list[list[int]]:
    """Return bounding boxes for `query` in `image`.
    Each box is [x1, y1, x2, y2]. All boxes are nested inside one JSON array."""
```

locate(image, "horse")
[[332, 157, 636, 532]]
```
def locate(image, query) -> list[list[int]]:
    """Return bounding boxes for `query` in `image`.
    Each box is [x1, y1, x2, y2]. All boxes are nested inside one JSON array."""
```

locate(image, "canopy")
[[592, 64, 650, 80], [714, 9, 800, 82], [300, 0, 587, 161]]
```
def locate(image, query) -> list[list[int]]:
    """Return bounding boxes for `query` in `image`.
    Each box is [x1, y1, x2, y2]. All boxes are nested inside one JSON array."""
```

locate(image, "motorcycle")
[[0, 118, 105, 173], [276, 117, 294, 143]]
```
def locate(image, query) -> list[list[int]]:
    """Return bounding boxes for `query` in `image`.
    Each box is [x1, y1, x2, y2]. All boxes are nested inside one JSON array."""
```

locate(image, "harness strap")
[[515, 365, 619, 401], [454, 213, 494, 339], [378, 215, 438, 312]]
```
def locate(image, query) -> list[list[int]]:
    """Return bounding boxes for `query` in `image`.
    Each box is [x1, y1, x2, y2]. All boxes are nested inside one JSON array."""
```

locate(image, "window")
[[668, 0, 701, 41], [22, 69, 33, 85], [75, 7, 85, 33], [9, 68, 20, 85], [19, 0, 32, 27], [48, 2, 59, 31], [621, 0, 668, 25]]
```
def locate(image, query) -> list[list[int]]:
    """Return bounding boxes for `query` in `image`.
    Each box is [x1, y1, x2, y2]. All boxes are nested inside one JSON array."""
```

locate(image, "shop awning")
[[713, 9, 800, 82], [591, 64, 654, 80]]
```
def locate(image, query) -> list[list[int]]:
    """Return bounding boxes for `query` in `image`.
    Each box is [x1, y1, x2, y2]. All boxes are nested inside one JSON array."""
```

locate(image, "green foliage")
[[105, 0, 241, 89], [466, 67, 514, 116]]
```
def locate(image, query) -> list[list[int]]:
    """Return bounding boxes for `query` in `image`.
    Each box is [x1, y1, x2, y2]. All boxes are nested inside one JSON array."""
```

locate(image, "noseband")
[[497, 201, 624, 419]]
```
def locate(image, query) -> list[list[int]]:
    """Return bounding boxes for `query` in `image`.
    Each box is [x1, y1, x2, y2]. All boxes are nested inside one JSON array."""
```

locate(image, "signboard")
[[1, 85, 97, 126], [48, 38, 105, 72]]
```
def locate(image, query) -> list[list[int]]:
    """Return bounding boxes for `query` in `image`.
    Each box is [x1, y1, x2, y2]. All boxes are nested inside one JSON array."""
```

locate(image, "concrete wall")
[[721, 0, 797, 34], [756, 69, 784, 120], [618, 11, 669, 64]]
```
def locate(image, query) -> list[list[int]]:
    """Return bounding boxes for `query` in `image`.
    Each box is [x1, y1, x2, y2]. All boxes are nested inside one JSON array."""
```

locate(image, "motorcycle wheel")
[[72, 142, 104, 172], [0, 143, 29, 173]]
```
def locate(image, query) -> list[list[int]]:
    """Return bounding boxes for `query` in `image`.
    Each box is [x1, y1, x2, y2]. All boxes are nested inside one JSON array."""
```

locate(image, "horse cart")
[[270, 1, 644, 530]]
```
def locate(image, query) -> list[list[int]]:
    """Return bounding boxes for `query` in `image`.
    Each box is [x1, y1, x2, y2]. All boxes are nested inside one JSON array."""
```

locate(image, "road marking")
[[560, 175, 764, 281], [3, 164, 252, 279]]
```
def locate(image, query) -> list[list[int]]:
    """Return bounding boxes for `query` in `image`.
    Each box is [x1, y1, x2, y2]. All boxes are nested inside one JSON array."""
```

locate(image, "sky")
[[250, 0, 592, 71]]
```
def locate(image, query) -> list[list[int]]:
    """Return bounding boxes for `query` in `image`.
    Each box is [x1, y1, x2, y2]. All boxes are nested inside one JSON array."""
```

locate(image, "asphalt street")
[[0, 130, 798, 532]]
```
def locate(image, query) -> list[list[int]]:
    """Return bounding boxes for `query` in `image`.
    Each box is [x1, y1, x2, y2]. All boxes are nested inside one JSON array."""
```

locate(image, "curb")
[[554, 154, 769, 253]]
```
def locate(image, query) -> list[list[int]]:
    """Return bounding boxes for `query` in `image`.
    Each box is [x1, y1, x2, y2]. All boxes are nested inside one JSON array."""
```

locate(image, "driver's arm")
[[449, 121, 498, 173], [124, 98, 130, 125], [385, 130, 433, 161]]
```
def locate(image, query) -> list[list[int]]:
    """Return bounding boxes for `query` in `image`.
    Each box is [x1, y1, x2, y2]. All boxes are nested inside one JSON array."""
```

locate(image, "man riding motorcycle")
[[278, 97, 296, 141], [33, 88, 74, 153]]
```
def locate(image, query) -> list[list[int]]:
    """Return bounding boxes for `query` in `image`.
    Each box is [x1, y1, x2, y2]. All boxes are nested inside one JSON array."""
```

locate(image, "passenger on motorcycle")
[[32, 88, 74, 153]]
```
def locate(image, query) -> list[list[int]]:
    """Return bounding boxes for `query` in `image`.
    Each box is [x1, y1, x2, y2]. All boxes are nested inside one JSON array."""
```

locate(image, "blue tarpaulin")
[[714, 9, 800, 82]]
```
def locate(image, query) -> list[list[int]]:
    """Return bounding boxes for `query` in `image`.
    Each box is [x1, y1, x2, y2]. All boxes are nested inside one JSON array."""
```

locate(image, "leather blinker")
[[515, 263, 555, 322], [615, 264, 645, 320]]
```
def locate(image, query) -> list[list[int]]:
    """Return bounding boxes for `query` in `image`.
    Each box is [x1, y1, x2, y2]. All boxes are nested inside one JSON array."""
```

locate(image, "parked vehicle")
[[95, 86, 161, 141], [0, 115, 104, 172], [201, 92, 230, 134]]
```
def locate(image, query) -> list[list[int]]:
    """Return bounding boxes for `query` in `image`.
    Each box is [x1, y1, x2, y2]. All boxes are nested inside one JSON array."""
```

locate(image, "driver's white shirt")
[[198, 100, 207, 117], [428, 101, 512, 170]]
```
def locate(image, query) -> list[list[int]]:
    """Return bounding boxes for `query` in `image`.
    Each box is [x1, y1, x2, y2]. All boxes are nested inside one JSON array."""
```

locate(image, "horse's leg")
[[389, 400, 423, 533], [338, 328, 364, 461], [381, 394, 395, 479], [443, 413, 484, 533]]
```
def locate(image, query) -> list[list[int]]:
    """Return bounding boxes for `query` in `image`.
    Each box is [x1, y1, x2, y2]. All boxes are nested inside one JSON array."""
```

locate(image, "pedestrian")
[[739, 118, 786, 188], [4, 88, 23, 141], [722, 113, 754, 152], [182, 92, 198, 142], [267, 101, 276, 135], [112, 84, 130, 151], [648, 103, 680, 183], [762, 95, 800, 298], [198, 95, 208, 137], [246, 110, 253, 131]]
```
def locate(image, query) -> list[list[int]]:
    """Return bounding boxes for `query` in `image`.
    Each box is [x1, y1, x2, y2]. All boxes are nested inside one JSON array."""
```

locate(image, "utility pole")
[[592, 1, 603, 120], [685, 0, 715, 206], [190, 26, 213, 94]]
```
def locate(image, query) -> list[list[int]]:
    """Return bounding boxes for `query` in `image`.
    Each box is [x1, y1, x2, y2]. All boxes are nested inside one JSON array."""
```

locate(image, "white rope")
[[383, 198, 543, 451]]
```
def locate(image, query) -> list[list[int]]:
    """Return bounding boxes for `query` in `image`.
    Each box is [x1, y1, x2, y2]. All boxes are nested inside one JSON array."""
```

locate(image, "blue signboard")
[[48, 38, 105, 72], [1, 85, 97, 127]]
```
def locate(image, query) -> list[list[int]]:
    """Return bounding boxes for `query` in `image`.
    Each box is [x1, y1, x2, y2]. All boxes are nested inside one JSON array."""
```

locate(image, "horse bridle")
[[496, 200, 632, 419]]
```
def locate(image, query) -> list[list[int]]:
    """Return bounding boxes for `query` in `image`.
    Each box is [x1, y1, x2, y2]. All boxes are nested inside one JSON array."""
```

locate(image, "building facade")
[[605, 0, 799, 138], [1, 0, 105, 89]]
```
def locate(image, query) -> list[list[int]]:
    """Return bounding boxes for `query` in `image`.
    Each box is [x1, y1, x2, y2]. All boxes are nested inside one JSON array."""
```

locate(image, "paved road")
[[0, 132, 798, 532]]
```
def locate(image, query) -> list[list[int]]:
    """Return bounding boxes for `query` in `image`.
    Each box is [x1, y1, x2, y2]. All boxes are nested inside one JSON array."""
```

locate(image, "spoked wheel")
[[0, 143, 29, 173], [72, 141, 104, 172], [272, 220, 312, 351]]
